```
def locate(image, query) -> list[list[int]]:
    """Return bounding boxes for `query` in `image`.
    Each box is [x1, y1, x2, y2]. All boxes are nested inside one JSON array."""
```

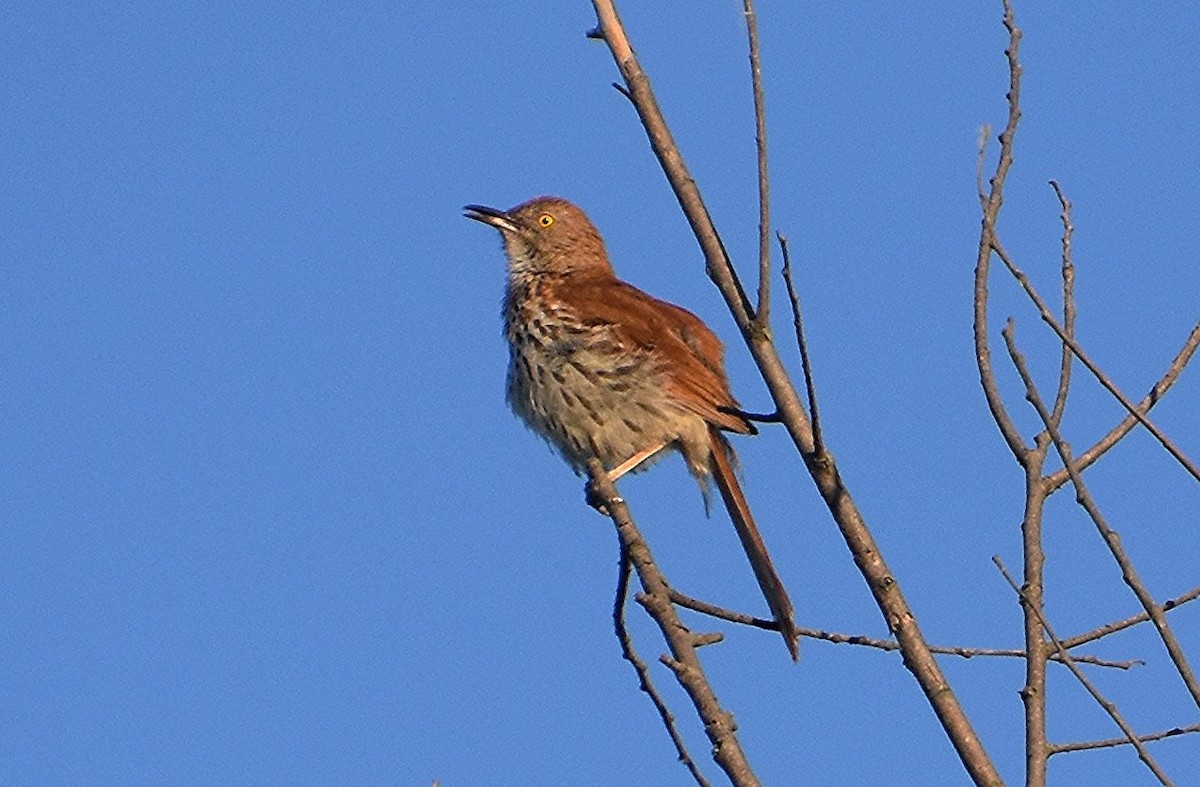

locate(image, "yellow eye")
[[538, 213, 555, 227]]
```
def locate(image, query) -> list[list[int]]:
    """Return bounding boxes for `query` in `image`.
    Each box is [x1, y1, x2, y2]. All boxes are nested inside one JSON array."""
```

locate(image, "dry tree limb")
[[1002, 323, 1200, 711], [993, 556, 1173, 785], [974, 0, 1029, 465], [1047, 180, 1076, 428], [1061, 585, 1200, 650], [613, 544, 709, 787], [589, 3, 1002, 783], [778, 233, 824, 454], [1043, 323, 1200, 494], [669, 588, 1140, 669], [588, 460, 759, 787], [1049, 723, 1200, 756], [743, 0, 771, 329]]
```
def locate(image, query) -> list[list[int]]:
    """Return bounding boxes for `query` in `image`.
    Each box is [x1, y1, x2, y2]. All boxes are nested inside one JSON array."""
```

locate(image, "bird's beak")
[[463, 204, 520, 234]]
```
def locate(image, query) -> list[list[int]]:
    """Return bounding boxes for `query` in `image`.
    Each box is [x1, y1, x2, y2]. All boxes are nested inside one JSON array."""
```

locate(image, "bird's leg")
[[607, 443, 667, 482], [584, 442, 667, 514]]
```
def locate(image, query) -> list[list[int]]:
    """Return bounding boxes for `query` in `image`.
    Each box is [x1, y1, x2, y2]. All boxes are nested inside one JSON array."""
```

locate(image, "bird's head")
[[464, 196, 613, 279]]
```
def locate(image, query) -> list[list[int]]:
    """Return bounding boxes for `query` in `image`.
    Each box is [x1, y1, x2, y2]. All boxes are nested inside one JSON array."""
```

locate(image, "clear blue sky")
[[4, 2, 1198, 784]]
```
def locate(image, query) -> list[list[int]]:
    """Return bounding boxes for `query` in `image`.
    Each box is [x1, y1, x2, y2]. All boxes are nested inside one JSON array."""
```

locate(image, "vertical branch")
[[743, 0, 772, 327], [1047, 181, 1076, 427], [1019, 443, 1051, 787], [613, 545, 710, 787], [973, 5, 1053, 784], [974, 0, 1027, 462], [993, 556, 1174, 784]]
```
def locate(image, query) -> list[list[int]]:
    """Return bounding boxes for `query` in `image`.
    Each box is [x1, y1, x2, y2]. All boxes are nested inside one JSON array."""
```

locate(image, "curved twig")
[[778, 233, 824, 453], [974, 0, 1029, 465], [1047, 180, 1076, 428]]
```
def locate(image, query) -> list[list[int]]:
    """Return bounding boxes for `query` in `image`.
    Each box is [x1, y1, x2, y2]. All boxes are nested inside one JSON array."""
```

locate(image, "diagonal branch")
[[1061, 584, 1200, 650], [993, 556, 1173, 784], [1002, 322, 1200, 710], [778, 233, 824, 453], [588, 460, 759, 787], [994, 238, 1200, 483], [589, 4, 1002, 784], [1044, 323, 1200, 493], [614, 544, 709, 786], [1050, 723, 1200, 756]]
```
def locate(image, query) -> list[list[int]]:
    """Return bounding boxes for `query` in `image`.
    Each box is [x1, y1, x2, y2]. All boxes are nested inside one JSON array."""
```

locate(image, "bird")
[[464, 196, 799, 660]]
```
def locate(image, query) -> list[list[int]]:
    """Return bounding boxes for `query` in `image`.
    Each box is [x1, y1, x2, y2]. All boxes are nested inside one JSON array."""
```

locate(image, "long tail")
[[707, 425, 800, 661]]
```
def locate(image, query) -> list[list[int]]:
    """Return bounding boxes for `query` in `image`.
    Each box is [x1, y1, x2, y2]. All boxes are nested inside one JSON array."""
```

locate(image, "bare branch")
[[1050, 724, 1200, 755], [778, 232, 824, 453], [587, 460, 760, 786], [743, 0, 772, 328], [974, 0, 1030, 464], [1044, 323, 1200, 493], [1002, 322, 1200, 710], [1061, 584, 1200, 650], [1047, 180, 1076, 427], [614, 545, 709, 786], [994, 556, 1173, 784], [974, 10, 1049, 780]]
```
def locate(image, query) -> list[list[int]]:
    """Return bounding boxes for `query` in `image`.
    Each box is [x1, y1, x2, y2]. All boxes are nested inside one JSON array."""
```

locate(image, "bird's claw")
[[585, 480, 622, 516]]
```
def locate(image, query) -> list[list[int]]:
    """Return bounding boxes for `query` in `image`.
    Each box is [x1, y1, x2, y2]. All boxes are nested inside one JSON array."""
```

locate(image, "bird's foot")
[[585, 479, 622, 516]]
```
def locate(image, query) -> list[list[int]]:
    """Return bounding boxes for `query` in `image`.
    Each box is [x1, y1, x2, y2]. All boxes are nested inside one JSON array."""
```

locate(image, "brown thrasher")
[[464, 196, 799, 660]]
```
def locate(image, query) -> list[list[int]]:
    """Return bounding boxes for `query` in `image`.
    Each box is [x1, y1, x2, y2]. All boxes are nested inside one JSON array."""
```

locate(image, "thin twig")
[[743, 0, 771, 327], [993, 556, 1173, 785], [1003, 322, 1200, 710], [668, 589, 1139, 669], [587, 460, 760, 786], [975, 124, 991, 210], [994, 239, 1200, 483], [1049, 723, 1200, 755], [614, 544, 709, 787], [973, 0, 1029, 465], [1062, 585, 1200, 650], [1044, 323, 1200, 493], [778, 233, 824, 453], [1047, 180, 1076, 428]]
